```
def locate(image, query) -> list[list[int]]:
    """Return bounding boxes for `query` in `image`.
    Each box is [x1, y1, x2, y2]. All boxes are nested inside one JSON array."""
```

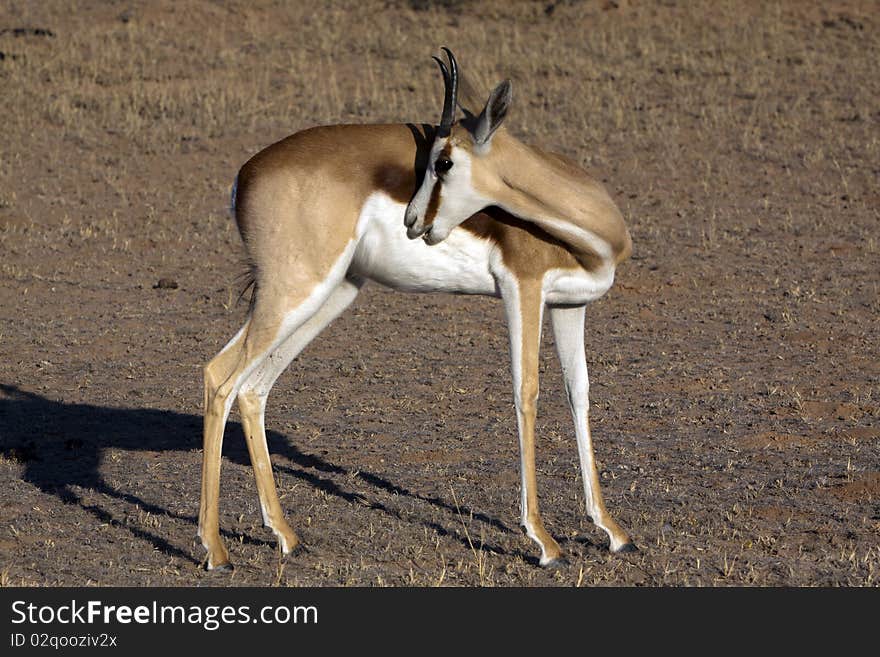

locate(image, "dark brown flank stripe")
[[371, 123, 437, 204], [373, 164, 417, 204]]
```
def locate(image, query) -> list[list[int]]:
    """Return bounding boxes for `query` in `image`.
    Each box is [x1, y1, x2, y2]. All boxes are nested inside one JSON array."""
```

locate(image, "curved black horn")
[[434, 47, 458, 135], [432, 56, 450, 88]]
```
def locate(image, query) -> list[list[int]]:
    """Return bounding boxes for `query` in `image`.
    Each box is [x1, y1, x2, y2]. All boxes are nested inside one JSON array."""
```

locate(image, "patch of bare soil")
[[1, 1, 878, 586]]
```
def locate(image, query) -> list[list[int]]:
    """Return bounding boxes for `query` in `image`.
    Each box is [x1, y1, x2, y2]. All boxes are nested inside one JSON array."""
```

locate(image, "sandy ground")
[[0, 0, 878, 586]]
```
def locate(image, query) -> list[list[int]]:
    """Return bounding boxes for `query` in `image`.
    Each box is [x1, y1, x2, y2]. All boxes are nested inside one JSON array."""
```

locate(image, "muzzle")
[[404, 206, 428, 240]]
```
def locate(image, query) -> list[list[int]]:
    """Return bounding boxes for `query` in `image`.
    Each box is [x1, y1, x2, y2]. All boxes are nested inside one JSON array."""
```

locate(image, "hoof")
[[274, 526, 301, 556], [285, 542, 306, 557], [614, 542, 638, 554], [541, 556, 569, 569], [207, 560, 234, 573]]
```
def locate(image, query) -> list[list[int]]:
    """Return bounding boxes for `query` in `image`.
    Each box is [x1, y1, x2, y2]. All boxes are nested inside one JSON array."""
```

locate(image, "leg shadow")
[[0, 384, 521, 563]]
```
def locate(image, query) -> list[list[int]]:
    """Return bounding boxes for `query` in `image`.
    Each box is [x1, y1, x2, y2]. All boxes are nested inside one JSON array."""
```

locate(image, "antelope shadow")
[[0, 383, 522, 566]]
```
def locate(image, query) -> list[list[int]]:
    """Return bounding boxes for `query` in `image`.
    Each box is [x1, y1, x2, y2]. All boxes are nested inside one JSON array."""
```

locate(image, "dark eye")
[[435, 157, 453, 175]]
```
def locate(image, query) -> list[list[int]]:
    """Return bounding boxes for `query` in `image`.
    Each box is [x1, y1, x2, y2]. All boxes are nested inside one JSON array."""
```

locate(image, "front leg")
[[549, 304, 636, 553], [500, 275, 564, 567]]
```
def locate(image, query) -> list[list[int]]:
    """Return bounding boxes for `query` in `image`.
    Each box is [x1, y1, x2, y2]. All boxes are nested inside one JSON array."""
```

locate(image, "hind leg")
[[199, 322, 251, 570], [237, 277, 363, 556], [199, 260, 355, 570]]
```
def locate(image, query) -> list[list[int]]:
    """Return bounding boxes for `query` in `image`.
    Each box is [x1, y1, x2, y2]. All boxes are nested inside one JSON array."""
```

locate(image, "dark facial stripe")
[[424, 142, 453, 226], [423, 178, 442, 226]]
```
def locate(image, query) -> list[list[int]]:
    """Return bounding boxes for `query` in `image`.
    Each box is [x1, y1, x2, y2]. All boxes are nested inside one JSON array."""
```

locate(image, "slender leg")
[[549, 304, 635, 553], [199, 321, 252, 570], [236, 277, 362, 555], [500, 276, 564, 566], [199, 265, 352, 570]]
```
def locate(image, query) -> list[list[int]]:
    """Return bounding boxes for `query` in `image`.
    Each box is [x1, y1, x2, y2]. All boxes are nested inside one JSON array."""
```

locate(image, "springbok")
[[199, 48, 635, 571]]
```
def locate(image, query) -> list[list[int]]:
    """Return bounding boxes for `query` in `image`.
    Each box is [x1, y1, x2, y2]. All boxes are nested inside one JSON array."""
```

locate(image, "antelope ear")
[[473, 79, 512, 145]]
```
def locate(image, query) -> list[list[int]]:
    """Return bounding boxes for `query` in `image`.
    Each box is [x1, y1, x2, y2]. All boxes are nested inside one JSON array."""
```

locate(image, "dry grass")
[[0, 0, 878, 586]]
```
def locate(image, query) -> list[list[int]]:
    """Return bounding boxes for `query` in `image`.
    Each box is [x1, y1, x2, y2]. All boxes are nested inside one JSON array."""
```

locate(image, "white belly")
[[351, 193, 498, 295]]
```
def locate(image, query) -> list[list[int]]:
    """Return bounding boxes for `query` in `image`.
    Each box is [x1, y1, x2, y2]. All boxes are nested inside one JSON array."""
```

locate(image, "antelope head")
[[404, 48, 512, 245]]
